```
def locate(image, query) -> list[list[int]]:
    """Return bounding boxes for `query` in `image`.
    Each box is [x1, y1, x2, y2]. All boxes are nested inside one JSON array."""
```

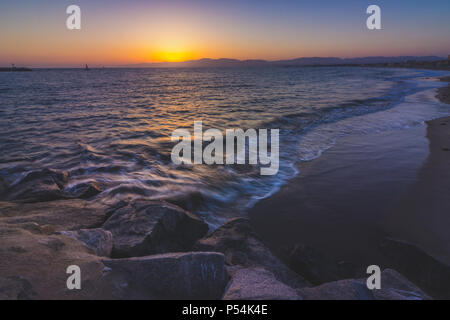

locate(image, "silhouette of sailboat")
[[85, 64, 90, 71]]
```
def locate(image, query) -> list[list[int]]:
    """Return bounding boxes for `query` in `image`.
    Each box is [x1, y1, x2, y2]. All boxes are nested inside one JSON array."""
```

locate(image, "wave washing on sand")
[[241, 72, 450, 221], [0, 67, 449, 227]]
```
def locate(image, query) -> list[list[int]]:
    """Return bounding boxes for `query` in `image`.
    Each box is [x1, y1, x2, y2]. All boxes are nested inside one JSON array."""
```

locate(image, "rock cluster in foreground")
[[0, 175, 445, 299]]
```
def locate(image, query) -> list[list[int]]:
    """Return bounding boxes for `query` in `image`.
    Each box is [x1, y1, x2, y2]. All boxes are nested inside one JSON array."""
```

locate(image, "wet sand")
[[437, 76, 450, 104], [248, 91, 450, 270]]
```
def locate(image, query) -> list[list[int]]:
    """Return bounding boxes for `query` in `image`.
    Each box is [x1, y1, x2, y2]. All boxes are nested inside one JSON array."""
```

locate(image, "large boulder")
[[380, 237, 450, 299], [299, 269, 430, 300], [0, 224, 117, 299], [194, 218, 309, 289], [60, 228, 113, 257], [0, 199, 109, 231], [224, 267, 301, 300], [289, 244, 340, 285], [102, 199, 209, 258], [102, 252, 228, 299], [0, 276, 37, 300], [3, 168, 69, 202]]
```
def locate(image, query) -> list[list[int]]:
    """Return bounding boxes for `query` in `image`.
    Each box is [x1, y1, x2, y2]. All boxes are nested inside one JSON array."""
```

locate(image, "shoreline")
[[247, 79, 450, 293], [0, 78, 449, 300]]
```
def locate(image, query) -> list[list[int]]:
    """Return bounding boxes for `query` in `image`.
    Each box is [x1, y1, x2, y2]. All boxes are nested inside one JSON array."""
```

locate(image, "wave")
[[1, 67, 449, 228]]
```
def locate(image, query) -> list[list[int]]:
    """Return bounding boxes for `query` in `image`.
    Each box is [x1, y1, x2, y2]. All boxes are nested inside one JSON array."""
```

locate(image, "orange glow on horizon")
[[151, 50, 197, 62]]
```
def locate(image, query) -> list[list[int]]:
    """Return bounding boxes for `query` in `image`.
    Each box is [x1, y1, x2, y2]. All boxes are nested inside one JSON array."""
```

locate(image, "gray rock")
[[103, 199, 209, 258], [299, 269, 430, 300], [103, 252, 228, 299], [224, 267, 301, 300], [0, 225, 117, 299], [5, 168, 69, 202], [289, 244, 340, 285], [0, 276, 37, 300], [60, 228, 113, 257], [380, 237, 450, 299], [0, 199, 109, 231], [194, 218, 309, 289]]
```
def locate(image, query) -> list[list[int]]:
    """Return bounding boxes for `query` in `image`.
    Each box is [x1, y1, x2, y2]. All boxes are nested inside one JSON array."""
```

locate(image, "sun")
[[152, 50, 196, 63]]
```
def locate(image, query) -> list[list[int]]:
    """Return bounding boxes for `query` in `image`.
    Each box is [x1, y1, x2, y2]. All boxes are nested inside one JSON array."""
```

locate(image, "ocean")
[[1, 66, 449, 226]]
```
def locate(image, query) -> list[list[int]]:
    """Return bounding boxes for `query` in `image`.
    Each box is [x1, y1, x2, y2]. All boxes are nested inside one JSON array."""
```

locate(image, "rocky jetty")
[[0, 171, 443, 299], [0, 67, 32, 72]]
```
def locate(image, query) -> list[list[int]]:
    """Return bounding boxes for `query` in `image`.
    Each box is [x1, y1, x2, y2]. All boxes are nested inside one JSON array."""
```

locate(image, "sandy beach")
[[248, 79, 450, 273]]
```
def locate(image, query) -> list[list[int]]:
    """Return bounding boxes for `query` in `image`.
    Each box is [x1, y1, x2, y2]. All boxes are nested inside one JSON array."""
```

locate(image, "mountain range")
[[120, 56, 445, 68]]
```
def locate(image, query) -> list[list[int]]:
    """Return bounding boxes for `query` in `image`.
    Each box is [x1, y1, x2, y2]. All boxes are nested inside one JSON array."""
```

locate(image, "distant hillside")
[[120, 56, 445, 68]]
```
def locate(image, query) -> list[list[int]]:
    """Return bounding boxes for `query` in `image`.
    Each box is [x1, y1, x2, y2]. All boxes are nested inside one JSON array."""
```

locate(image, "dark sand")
[[249, 92, 450, 269], [437, 76, 450, 104], [384, 117, 450, 261]]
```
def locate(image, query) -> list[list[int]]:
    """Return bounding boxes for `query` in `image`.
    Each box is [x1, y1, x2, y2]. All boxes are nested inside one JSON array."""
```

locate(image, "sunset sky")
[[1, 0, 449, 67]]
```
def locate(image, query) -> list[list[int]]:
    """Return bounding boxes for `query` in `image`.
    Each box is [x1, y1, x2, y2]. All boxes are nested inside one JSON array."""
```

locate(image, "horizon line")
[[4, 54, 448, 69]]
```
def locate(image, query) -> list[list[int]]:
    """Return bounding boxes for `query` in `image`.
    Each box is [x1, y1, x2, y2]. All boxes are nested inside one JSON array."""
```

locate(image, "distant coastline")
[[118, 55, 450, 69], [0, 67, 32, 72], [4, 55, 449, 71]]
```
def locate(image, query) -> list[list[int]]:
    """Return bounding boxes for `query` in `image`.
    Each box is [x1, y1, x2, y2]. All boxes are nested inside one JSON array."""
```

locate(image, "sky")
[[0, 0, 449, 67]]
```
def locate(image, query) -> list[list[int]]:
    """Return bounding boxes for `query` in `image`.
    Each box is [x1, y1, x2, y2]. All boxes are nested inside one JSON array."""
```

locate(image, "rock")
[[194, 218, 309, 288], [299, 279, 372, 300], [223, 267, 301, 300], [372, 269, 431, 300], [379, 237, 450, 299], [60, 228, 113, 257], [15, 222, 43, 234], [164, 191, 205, 212], [289, 244, 340, 285], [102, 252, 228, 299], [67, 181, 102, 199], [103, 199, 208, 258], [0, 225, 117, 299], [4, 168, 69, 202], [299, 269, 430, 300], [0, 199, 109, 231], [38, 237, 65, 251], [0, 276, 37, 300], [40, 224, 56, 235]]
